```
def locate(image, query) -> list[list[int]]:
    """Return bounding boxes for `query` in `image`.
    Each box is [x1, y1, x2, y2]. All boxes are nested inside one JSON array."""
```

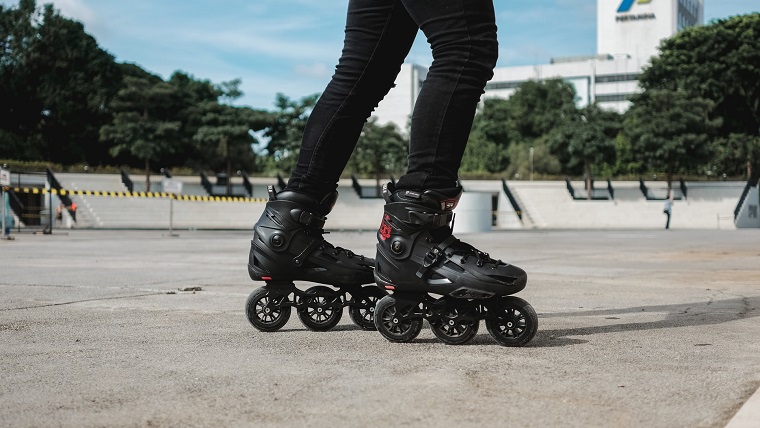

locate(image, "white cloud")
[[49, 0, 98, 27], [293, 62, 332, 79]]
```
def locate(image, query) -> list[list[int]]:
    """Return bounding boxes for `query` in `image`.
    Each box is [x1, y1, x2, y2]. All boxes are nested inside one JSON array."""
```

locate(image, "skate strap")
[[408, 210, 453, 227], [416, 235, 459, 278], [292, 237, 324, 267], [291, 208, 326, 229]]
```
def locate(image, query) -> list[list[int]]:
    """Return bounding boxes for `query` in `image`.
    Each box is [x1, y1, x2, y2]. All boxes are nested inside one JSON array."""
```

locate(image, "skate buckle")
[[423, 247, 442, 268]]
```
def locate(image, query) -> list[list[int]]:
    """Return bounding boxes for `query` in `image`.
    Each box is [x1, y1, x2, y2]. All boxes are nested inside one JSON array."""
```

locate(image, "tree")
[[640, 13, 760, 175], [462, 98, 513, 174], [624, 89, 721, 192], [501, 79, 578, 143], [100, 76, 182, 191], [192, 81, 271, 195], [460, 129, 508, 175], [462, 80, 577, 177], [712, 133, 760, 179], [347, 118, 407, 191], [0, 0, 40, 159], [547, 104, 620, 197], [262, 93, 319, 175], [0, 0, 119, 163]]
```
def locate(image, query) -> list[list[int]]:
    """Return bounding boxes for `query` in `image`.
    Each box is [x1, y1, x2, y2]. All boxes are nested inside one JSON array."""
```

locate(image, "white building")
[[374, 0, 703, 129]]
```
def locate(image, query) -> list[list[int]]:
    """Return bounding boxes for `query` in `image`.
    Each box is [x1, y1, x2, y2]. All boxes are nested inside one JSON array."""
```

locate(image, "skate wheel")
[[430, 307, 479, 345], [348, 286, 386, 331], [246, 287, 291, 332], [374, 295, 423, 343], [485, 296, 538, 347], [297, 286, 343, 331]]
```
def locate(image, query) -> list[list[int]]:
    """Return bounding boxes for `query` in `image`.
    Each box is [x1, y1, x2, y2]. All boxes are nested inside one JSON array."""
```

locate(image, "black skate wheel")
[[297, 286, 343, 331], [430, 307, 480, 345], [348, 286, 386, 331], [246, 287, 291, 332], [374, 295, 423, 343], [485, 296, 538, 347]]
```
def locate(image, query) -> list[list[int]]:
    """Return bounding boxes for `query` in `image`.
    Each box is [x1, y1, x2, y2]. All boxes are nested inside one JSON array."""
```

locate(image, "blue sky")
[[2, 0, 758, 110]]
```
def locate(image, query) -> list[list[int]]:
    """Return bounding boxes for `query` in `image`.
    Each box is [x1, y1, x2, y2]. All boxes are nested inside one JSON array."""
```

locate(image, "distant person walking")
[[663, 191, 674, 229], [68, 202, 77, 223], [3, 190, 15, 239]]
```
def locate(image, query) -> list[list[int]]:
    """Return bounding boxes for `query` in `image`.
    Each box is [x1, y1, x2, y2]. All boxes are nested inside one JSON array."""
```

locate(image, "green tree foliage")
[[547, 104, 620, 196], [502, 79, 578, 142], [462, 79, 577, 177], [712, 133, 760, 179], [261, 93, 318, 174], [640, 13, 760, 177], [503, 141, 561, 181], [100, 76, 183, 191], [347, 117, 407, 188], [192, 80, 271, 195], [460, 129, 508, 174], [463, 98, 512, 174], [166, 71, 219, 153], [624, 89, 721, 191], [0, 0, 119, 163]]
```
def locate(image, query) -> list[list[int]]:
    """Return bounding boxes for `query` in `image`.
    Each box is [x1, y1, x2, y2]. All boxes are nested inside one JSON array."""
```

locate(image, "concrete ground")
[[1, 228, 759, 428]]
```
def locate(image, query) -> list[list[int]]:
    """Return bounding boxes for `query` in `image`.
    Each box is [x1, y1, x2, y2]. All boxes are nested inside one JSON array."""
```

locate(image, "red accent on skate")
[[261, 276, 272, 281], [379, 220, 392, 241], [440, 198, 459, 211], [384, 285, 396, 290]]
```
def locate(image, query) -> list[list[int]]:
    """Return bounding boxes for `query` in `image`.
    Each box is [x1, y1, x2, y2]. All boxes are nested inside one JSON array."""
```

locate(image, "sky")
[[2, 0, 758, 110]]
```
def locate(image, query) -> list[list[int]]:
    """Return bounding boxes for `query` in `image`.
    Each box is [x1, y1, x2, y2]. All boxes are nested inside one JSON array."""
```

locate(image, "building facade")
[[373, 0, 703, 129]]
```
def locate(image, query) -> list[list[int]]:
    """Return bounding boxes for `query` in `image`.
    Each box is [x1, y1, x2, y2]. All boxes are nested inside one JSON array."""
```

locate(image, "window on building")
[[595, 73, 640, 83], [485, 81, 525, 90], [596, 93, 633, 103]]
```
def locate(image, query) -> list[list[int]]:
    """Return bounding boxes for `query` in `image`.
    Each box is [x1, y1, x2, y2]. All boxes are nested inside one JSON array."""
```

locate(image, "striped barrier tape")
[[3, 186, 267, 203]]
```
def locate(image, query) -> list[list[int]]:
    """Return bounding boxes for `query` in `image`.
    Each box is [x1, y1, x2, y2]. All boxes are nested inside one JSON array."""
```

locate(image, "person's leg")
[[395, 0, 498, 191], [249, 0, 418, 293], [286, 0, 419, 203]]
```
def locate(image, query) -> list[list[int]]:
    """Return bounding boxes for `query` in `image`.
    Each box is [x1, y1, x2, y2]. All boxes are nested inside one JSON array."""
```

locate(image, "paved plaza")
[[1, 228, 759, 427]]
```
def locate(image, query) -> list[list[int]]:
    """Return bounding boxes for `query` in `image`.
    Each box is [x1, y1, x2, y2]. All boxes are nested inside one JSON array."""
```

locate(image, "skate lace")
[[462, 249, 503, 269], [426, 236, 503, 269], [457, 247, 503, 269], [321, 239, 363, 260]]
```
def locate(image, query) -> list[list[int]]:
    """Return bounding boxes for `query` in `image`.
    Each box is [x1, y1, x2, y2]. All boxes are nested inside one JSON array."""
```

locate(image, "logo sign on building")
[[162, 179, 183, 194], [618, 0, 651, 13], [616, 0, 655, 21], [0, 168, 10, 187]]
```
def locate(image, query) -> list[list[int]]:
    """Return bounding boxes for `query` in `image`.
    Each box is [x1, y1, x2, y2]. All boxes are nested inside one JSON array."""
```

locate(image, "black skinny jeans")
[[286, 0, 498, 201]]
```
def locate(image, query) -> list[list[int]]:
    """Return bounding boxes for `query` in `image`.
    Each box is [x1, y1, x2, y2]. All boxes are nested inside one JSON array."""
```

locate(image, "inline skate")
[[246, 186, 383, 332], [373, 183, 537, 346]]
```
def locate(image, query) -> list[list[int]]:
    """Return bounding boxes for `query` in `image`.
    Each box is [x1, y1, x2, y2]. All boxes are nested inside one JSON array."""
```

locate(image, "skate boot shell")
[[245, 186, 383, 332], [373, 183, 537, 346]]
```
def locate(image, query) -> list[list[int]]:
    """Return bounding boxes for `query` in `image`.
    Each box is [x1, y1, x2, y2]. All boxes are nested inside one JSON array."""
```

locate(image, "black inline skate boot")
[[246, 186, 383, 332], [373, 182, 537, 346]]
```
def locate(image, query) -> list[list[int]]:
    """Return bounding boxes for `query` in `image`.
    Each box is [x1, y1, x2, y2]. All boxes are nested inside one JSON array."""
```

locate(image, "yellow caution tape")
[[6, 187, 267, 203]]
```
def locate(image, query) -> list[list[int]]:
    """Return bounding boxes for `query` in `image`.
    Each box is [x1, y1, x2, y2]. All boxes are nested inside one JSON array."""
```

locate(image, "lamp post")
[[529, 147, 534, 181]]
